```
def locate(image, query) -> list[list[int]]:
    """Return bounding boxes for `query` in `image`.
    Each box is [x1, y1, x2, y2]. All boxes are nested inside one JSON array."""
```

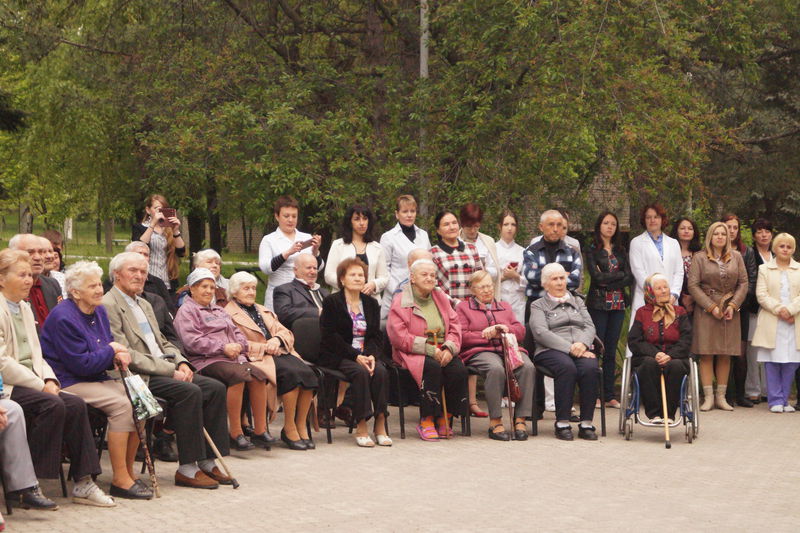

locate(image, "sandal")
[[355, 435, 375, 448], [470, 403, 488, 418], [375, 434, 393, 446], [416, 424, 439, 441], [436, 416, 454, 439]]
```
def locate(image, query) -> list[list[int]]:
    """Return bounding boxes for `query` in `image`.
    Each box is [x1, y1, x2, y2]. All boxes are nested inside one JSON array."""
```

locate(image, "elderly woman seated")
[[177, 249, 229, 307], [174, 268, 271, 451], [224, 272, 319, 451], [40, 261, 150, 500], [319, 258, 390, 447], [0, 250, 112, 507], [456, 270, 534, 441], [388, 258, 466, 441], [529, 263, 599, 441], [628, 273, 691, 423]]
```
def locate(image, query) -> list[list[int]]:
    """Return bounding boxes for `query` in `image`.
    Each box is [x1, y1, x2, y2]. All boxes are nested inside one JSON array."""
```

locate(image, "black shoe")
[[109, 482, 153, 500], [302, 439, 316, 450], [153, 432, 179, 461], [8, 486, 59, 510], [281, 429, 308, 451], [334, 405, 354, 427], [578, 425, 598, 441], [554, 424, 573, 441], [736, 397, 754, 408], [488, 425, 511, 441], [513, 423, 529, 441], [230, 434, 255, 451], [249, 432, 273, 451], [318, 408, 336, 429]]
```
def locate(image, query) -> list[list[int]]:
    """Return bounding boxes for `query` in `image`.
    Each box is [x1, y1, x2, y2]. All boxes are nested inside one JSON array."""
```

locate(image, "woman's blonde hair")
[[0, 249, 31, 278], [771, 232, 796, 254], [704, 221, 732, 262], [468, 269, 492, 287]]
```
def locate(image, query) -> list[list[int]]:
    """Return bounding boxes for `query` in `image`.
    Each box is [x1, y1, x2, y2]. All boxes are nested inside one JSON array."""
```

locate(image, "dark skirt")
[[200, 361, 269, 387], [274, 355, 319, 395]]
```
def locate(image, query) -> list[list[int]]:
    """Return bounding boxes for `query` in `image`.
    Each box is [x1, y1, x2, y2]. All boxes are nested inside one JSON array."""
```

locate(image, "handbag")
[[122, 372, 164, 421], [501, 333, 523, 403]]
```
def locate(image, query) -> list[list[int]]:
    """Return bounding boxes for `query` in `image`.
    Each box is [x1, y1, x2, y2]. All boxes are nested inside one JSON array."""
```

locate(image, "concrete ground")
[[6, 401, 799, 533]]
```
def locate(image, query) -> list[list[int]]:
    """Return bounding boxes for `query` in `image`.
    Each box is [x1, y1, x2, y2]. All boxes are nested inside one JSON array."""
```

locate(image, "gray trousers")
[[467, 351, 534, 419], [0, 398, 38, 492]]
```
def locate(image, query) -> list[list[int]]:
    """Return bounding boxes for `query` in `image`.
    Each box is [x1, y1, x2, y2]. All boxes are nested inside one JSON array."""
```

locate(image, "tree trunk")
[[188, 212, 205, 255], [104, 218, 114, 253], [206, 174, 222, 251]]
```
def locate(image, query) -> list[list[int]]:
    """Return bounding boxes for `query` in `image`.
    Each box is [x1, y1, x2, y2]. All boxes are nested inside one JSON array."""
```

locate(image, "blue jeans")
[[588, 309, 626, 401]]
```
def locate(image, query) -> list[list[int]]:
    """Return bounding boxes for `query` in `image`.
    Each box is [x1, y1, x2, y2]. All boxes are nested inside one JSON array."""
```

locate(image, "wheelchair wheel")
[[623, 418, 633, 441], [685, 422, 693, 443], [619, 358, 631, 434], [690, 359, 700, 437]]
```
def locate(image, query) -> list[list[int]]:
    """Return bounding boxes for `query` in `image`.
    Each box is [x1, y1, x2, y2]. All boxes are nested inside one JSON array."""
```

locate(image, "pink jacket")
[[387, 284, 461, 386], [174, 296, 249, 372], [455, 297, 526, 363]]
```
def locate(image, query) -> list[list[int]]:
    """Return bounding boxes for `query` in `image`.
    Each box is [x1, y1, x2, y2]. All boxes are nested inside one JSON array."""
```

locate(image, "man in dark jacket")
[[273, 254, 330, 329]]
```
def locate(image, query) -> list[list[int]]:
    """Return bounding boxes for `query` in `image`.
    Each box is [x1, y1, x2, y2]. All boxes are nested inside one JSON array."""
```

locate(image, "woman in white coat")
[[751, 233, 800, 412], [324, 206, 388, 302], [495, 210, 527, 324], [629, 203, 684, 321], [379, 195, 431, 320]]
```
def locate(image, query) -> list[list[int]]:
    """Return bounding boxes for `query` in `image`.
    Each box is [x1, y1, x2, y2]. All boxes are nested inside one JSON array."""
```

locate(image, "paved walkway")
[[6, 402, 799, 532]]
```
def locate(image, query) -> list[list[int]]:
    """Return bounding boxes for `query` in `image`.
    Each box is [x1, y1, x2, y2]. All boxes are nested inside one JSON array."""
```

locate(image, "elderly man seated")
[[273, 253, 330, 329], [8, 233, 62, 328], [102, 251, 231, 490]]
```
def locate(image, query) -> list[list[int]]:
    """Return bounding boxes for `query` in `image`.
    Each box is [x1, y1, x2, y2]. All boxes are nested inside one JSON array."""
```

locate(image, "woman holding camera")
[[132, 194, 185, 295]]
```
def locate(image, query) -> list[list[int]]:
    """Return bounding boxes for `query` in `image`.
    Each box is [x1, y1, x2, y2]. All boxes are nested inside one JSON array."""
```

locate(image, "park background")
[[1, 1, 799, 263]]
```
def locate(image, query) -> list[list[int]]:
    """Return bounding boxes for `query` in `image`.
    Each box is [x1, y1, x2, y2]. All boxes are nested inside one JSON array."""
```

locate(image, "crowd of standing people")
[[0, 191, 796, 529]]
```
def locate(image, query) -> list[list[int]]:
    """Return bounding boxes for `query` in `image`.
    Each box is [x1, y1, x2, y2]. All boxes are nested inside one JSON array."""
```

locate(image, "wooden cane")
[[501, 333, 516, 439], [425, 328, 450, 439], [203, 428, 240, 489], [118, 366, 161, 497], [660, 370, 671, 449]]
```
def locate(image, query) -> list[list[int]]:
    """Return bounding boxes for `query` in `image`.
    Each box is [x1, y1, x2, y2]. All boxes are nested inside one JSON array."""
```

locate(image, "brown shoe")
[[202, 466, 233, 485], [175, 470, 219, 490]]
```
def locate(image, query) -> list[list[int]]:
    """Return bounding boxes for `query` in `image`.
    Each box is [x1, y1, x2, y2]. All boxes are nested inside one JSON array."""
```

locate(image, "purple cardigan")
[[40, 300, 116, 388], [455, 297, 527, 363], [174, 296, 249, 371]]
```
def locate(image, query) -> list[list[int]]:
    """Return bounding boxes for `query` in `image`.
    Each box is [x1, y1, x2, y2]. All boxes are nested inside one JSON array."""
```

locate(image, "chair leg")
[[394, 367, 406, 439], [59, 464, 68, 497], [325, 377, 337, 444], [531, 370, 539, 436], [306, 409, 313, 443], [598, 368, 607, 437]]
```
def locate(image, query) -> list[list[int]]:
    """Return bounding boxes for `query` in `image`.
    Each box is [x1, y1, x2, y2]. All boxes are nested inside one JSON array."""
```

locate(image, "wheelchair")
[[618, 355, 700, 443]]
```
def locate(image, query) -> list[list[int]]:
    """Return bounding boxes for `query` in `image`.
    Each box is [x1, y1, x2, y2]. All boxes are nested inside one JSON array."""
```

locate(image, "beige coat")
[[0, 294, 59, 396], [751, 259, 800, 349], [224, 301, 303, 416], [102, 288, 189, 384], [688, 250, 748, 355]]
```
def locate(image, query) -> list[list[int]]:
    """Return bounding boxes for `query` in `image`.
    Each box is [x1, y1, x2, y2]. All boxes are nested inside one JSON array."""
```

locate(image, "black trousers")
[[10, 386, 101, 481], [147, 374, 229, 464], [335, 359, 389, 422], [534, 350, 598, 423], [633, 357, 689, 419], [419, 356, 468, 418]]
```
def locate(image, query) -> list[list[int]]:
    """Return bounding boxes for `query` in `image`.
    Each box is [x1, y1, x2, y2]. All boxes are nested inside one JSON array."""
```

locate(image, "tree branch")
[[740, 126, 800, 145]]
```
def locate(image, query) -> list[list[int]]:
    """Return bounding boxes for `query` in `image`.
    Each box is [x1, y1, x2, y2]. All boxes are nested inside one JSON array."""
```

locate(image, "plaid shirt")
[[522, 238, 582, 299], [430, 240, 483, 301]]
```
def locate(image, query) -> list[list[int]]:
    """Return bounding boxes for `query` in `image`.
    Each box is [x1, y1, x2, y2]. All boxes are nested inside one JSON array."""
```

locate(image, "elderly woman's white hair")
[[65, 260, 104, 295], [409, 258, 436, 274], [194, 249, 222, 269], [227, 271, 258, 300], [541, 262, 567, 288]]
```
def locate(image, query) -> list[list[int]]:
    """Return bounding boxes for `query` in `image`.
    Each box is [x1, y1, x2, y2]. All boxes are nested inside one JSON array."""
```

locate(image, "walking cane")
[[660, 369, 671, 449], [425, 328, 450, 439], [117, 365, 161, 497], [202, 428, 240, 489], [501, 333, 517, 440]]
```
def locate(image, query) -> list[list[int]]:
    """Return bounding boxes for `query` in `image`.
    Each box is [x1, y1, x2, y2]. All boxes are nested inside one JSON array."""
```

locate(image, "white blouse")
[[495, 238, 527, 323], [258, 228, 321, 311], [379, 223, 431, 318], [324, 239, 389, 302]]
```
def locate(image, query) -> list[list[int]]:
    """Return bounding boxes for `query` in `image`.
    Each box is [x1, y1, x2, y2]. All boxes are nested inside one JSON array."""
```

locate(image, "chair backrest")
[[292, 317, 321, 363]]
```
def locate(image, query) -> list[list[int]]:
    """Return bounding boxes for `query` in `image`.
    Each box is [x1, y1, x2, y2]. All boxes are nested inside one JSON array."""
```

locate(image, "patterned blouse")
[[604, 253, 626, 311], [350, 308, 367, 353], [430, 239, 483, 301]]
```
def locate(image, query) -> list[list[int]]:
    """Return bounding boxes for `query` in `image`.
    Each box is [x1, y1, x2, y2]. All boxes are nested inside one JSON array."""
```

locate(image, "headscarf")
[[644, 273, 676, 328]]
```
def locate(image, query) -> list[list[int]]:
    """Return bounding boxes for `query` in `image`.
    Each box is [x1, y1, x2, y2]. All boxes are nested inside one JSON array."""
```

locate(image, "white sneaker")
[[650, 416, 664, 425], [770, 404, 784, 413], [544, 403, 556, 412], [73, 482, 116, 507], [783, 404, 796, 413]]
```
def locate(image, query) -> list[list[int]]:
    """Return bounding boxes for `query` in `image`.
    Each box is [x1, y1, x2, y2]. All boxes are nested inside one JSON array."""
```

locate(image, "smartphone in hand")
[[298, 239, 313, 250], [508, 262, 519, 269]]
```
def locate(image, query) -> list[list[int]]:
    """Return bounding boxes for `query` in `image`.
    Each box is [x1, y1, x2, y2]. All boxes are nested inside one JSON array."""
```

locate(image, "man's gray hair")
[[109, 252, 148, 277], [8, 233, 33, 250], [65, 261, 104, 295], [539, 209, 563, 225], [194, 248, 222, 268], [125, 241, 149, 253], [228, 271, 258, 300], [541, 262, 567, 288]]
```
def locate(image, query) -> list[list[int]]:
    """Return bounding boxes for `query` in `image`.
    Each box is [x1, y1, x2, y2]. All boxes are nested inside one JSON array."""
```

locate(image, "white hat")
[[186, 267, 216, 287]]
